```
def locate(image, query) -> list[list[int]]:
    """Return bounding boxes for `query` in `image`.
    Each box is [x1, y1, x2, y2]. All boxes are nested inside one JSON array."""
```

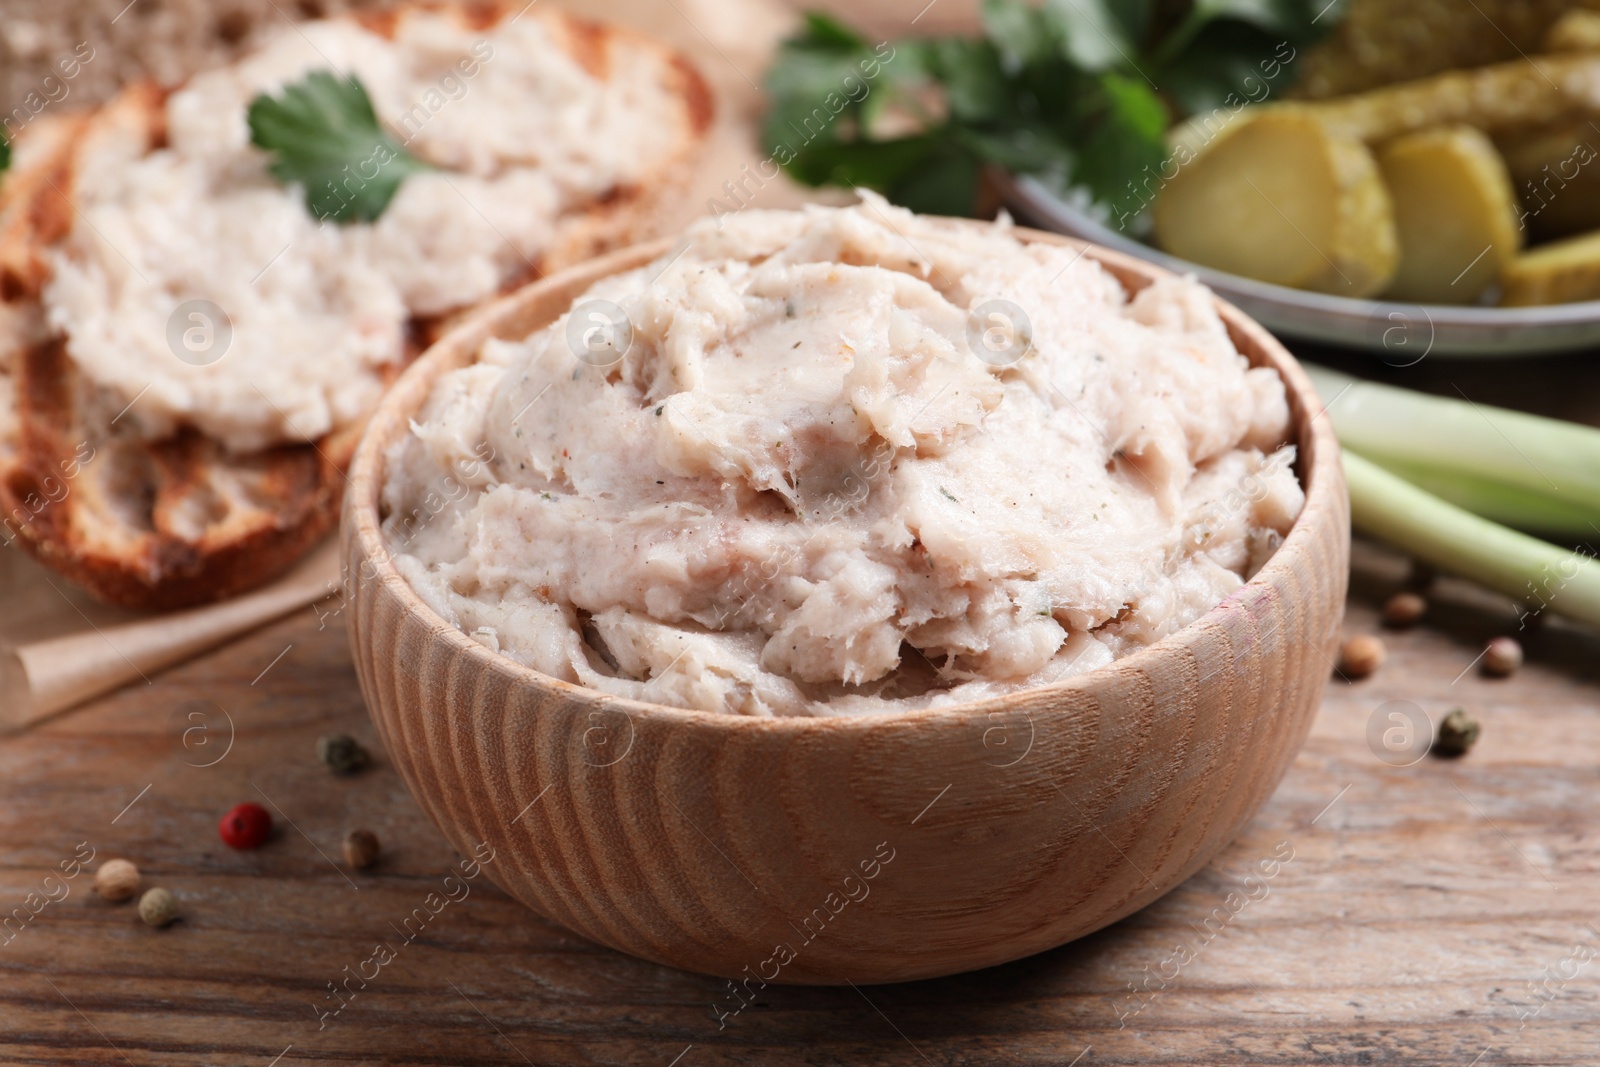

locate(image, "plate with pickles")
[[768, 0, 1600, 357], [1006, 3, 1600, 356]]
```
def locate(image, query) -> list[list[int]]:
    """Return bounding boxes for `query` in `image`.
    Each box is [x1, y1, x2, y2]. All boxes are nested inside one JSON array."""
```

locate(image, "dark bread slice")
[[0, 4, 712, 610]]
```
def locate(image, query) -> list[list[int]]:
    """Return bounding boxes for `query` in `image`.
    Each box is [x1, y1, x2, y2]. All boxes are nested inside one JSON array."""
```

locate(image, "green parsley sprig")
[[763, 0, 1342, 224], [247, 70, 428, 224]]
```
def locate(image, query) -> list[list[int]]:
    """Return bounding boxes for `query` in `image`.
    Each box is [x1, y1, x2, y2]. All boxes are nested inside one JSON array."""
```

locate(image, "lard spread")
[[384, 197, 1305, 715]]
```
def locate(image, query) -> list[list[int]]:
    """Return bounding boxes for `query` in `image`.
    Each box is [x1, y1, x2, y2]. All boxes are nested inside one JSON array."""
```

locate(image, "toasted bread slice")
[[0, 84, 388, 609], [0, 3, 712, 610]]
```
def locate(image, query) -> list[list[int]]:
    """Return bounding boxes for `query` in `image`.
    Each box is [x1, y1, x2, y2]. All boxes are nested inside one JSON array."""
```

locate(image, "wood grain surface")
[[2, 531, 1597, 1064], [9, 310, 1597, 1066], [7, 261, 1600, 1067], [4, 0, 1595, 1055], [3, 263, 1599, 1067]]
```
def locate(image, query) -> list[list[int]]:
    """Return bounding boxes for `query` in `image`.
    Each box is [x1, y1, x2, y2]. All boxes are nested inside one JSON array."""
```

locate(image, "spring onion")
[[1306, 364, 1600, 536], [1343, 452, 1600, 627], [1356, 455, 1600, 536]]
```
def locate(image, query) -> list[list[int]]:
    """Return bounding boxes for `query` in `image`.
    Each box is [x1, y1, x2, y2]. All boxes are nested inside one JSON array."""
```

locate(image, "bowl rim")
[[344, 219, 1345, 733], [997, 171, 1600, 357]]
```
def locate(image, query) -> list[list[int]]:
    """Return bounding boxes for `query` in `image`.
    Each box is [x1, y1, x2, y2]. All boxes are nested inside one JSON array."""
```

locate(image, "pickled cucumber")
[[1378, 126, 1522, 303], [1153, 107, 1398, 296]]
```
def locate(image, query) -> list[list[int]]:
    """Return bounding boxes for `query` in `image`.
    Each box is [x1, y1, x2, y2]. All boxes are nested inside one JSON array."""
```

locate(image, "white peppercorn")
[[1482, 636, 1523, 677], [93, 859, 140, 902], [1339, 634, 1386, 679]]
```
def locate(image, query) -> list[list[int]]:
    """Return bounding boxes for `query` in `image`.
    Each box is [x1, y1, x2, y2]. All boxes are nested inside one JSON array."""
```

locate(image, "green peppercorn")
[[316, 733, 371, 775], [1433, 708, 1481, 758], [138, 887, 179, 928]]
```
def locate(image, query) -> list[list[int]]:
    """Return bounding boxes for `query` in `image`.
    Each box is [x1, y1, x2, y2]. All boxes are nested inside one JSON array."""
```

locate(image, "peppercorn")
[[138, 887, 179, 927], [1382, 591, 1427, 628], [1481, 636, 1523, 678], [1339, 634, 1386, 679], [342, 829, 381, 871], [219, 802, 273, 850], [316, 733, 371, 775], [93, 858, 140, 902], [1434, 708, 1481, 757]]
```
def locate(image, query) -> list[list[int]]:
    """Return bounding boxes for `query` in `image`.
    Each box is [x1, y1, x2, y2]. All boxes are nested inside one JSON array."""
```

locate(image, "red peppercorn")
[[219, 802, 272, 850]]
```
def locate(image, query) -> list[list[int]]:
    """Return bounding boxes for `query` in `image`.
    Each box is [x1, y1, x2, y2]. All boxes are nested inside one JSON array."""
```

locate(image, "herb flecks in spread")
[[248, 70, 429, 223], [384, 198, 1305, 716]]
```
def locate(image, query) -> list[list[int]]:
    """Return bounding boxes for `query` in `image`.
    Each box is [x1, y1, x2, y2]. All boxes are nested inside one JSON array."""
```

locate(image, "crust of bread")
[[0, 3, 712, 610], [0, 111, 92, 303]]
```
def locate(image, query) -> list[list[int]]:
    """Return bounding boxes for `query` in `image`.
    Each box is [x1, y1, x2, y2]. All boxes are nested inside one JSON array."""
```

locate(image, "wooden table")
[[6, 288, 1600, 1067], [7, 0, 1599, 1060], [3, 520, 1598, 1065]]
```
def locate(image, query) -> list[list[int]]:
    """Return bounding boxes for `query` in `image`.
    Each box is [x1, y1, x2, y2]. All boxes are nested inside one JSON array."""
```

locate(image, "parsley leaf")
[[1074, 72, 1169, 223], [982, 0, 1055, 69], [796, 9, 870, 48], [0, 133, 9, 176], [1043, 0, 1137, 73], [761, 15, 924, 191], [764, 0, 1342, 222], [1160, 20, 1297, 114], [921, 38, 1010, 123], [891, 139, 984, 215], [247, 70, 428, 223]]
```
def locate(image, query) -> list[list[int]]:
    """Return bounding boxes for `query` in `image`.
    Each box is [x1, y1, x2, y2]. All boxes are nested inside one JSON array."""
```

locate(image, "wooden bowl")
[[342, 225, 1349, 985]]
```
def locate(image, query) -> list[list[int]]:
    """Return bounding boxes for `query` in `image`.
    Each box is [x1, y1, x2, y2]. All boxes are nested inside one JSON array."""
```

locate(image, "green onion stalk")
[[1306, 365, 1600, 629]]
